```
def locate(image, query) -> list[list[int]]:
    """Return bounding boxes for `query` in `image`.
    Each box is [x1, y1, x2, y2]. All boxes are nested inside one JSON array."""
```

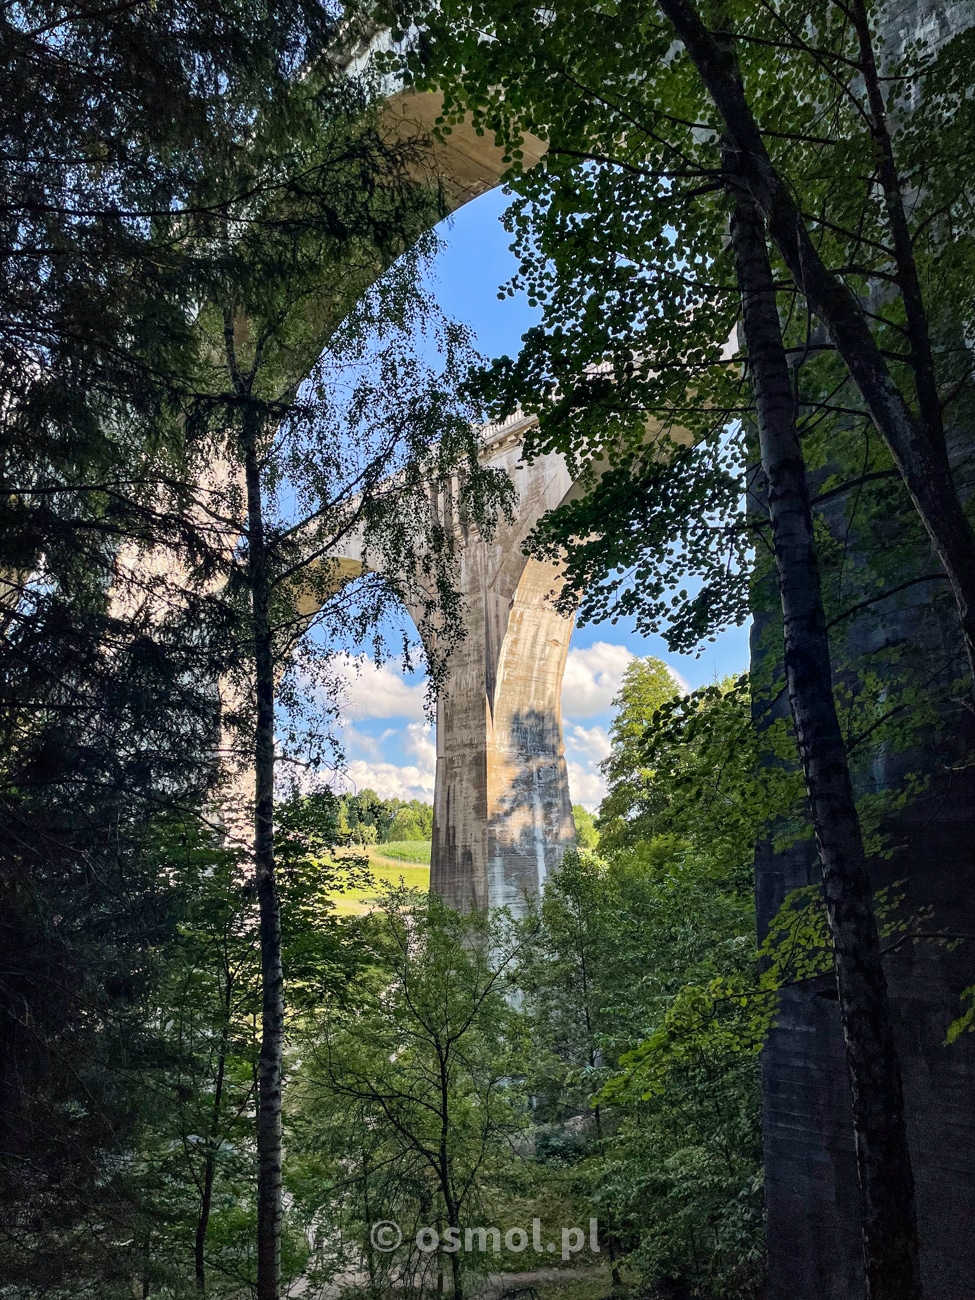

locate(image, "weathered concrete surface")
[[382, 87, 546, 213], [430, 416, 578, 914], [315, 412, 580, 914], [755, 612, 975, 1300]]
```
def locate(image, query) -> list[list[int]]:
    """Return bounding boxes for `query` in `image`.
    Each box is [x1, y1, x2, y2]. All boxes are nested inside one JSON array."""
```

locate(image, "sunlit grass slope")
[[373, 840, 431, 864], [330, 841, 431, 915]]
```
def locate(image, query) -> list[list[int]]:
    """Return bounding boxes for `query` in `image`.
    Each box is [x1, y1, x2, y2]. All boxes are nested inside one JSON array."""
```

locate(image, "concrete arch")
[[288, 75, 602, 911]]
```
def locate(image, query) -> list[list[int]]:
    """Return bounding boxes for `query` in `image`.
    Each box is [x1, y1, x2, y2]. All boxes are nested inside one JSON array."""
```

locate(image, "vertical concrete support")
[[430, 421, 578, 914], [485, 558, 576, 912], [430, 555, 576, 915], [753, 7, 975, 1297], [301, 415, 580, 914]]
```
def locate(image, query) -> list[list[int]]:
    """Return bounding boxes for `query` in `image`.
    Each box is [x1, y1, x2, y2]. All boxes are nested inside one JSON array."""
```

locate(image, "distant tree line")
[[334, 789, 435, 844]]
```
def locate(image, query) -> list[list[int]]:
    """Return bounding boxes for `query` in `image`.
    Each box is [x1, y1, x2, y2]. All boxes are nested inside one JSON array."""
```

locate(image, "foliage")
[[0, 2, 472, 1286], [946, 986, 975, 1046], [291, 789, 435, 846], [377, 0, 975, 844], [0, 626, 228, 1293], [598, 672, 797, 867], [386, 800, 435, 841], [337, 789, 397, 843], [289, 889, 535, 1300], [9, 0, 975, 1293], [97, 809, 370, 1299], [377, 0, 975, 648], [571, 804, 599, 849], [522, 841, 764, 1300]]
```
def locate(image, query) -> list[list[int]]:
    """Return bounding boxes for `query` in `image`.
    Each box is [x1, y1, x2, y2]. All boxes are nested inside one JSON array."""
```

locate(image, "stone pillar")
[[753, 6, 975, 1295], [484, 557, 576, 913]]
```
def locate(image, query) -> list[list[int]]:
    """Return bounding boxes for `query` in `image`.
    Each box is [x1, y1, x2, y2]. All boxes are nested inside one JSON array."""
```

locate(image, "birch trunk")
[[656, 0, 975, 682], [728, 172, 922, 1300]]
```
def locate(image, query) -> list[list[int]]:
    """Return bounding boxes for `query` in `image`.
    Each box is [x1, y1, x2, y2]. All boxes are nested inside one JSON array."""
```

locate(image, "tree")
[[726, 174, 919, 1297], [120, 802, 369, 1298], [132, 822, 263, 1299], [515, 661, 773, 1297], [597, 675, 779, 861], [648, 0, 975, 682], [521, 841, 763, 1298], [571, 804, 599, 849], [386, 800, 435, 841], [343, 790, 397, 844], [597, 657, 680, 848], [3, 9, 510, 1292], [294, 889, 534, 1300], [0, 560, 231, 1293], [200, 162, 514, 1289], [381, 0, 975, 679], [212, 265, 505, 1298], [0, 7, 423, 1286]]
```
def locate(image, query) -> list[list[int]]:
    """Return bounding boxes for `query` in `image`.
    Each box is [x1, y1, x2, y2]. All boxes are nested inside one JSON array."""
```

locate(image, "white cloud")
[[405, 721, 436, 768], [329, 722, 437, 803], [333, 759, 436, 802], [561, 642, 690, 719], [669, 665, 692, 695], [327, 653, 428, 723], [566, 760, 607, 811], [562, 723, 612, 812], [346, 729, 383, 758], [560, 642, 634, 718], [565, 722, 612, 766]]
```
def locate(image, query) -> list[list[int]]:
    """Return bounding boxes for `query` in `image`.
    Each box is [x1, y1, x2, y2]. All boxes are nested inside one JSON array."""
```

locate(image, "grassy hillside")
[[374, 840, 431, 864], [330, 842, 431, 916]]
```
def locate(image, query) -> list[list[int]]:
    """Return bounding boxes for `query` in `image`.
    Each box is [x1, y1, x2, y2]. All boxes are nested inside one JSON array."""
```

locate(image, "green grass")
[[329, 842, 431, 916], [374, 839, 431, 864]]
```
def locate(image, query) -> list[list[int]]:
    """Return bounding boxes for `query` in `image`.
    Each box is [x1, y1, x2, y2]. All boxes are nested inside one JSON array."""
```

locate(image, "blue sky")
[[328, 188, 750, 810]]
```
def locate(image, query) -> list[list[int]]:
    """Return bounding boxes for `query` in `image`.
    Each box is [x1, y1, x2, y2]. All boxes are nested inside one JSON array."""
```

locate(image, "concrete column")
[[430, 426, 577, 914]]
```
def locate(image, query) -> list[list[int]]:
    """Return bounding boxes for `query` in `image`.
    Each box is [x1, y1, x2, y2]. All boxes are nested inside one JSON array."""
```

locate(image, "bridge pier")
[[428, 418, 578, 914]]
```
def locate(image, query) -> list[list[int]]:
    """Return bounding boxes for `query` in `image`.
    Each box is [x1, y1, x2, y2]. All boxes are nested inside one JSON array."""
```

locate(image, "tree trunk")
[[448, 1234, 462, 1300], [436, 1053, 462, 1300], [362, 1156, 378, 1296], [727, 168, 922, 1300], [194, 1050, 226, 1292], [848, 0, 945, 461], [241, 399, 284, 1300], [654, 0, 975, 683], [195, 972, 232, 1292]]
